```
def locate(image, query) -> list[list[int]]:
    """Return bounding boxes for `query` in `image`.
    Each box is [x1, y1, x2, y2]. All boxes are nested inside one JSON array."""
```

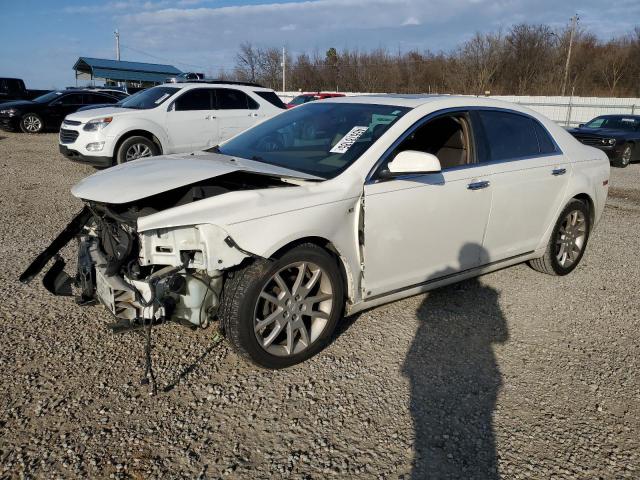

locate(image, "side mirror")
[[381, 150, 441, 178], [578, 123, 584, 128]]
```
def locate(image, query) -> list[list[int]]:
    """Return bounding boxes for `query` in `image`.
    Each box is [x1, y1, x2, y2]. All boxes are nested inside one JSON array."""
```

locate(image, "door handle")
[[467, 180, 490, 190], [552, 168, 567, 176], [248, 113, 259, 117]]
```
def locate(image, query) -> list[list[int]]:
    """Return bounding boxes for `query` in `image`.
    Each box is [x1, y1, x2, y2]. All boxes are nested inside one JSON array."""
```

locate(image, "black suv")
[[0, 89, 120, 133], [568, 115, 640, 168]]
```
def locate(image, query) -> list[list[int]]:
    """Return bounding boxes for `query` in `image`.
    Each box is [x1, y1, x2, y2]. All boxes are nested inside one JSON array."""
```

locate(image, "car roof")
[[162, 81, 272, 91], [592, 114, 640, 119], [322, 94, 545, 111]]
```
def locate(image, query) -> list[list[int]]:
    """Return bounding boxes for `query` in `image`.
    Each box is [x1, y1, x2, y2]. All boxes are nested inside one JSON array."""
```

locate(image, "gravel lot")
[[1, 131, 639, 479]]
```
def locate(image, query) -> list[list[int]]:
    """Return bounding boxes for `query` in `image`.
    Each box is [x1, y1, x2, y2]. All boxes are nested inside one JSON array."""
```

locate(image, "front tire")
[[220, 244, 344, 368], [115, 136, 159, 165], [20, 113, 44, 133], [528, 199, 591, 276], [612, 143, 633, 168]]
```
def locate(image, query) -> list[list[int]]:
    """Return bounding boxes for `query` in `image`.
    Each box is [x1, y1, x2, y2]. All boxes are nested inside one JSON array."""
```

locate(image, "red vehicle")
[[286, 92, 346, 108]]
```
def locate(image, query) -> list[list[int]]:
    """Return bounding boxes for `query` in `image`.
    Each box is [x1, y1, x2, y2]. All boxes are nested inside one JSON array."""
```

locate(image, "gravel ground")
[[0, 131, 639, 479]]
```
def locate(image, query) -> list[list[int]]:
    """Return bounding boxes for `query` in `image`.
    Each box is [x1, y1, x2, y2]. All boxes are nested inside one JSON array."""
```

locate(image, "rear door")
[[473, 109, 571, 260], [165, 88, 217, 152], [214, 88, 261, 142]]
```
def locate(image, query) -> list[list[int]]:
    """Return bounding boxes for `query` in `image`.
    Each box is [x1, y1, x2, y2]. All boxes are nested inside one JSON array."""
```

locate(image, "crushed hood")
[[71, 151, 323, 204]]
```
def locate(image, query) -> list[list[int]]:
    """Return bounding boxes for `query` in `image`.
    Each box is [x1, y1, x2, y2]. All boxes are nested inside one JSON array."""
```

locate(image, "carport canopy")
[[73, 57, 182, 85]]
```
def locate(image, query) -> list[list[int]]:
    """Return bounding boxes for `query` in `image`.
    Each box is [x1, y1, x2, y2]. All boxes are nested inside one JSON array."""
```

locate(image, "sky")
[[1, 0, 639, 89]]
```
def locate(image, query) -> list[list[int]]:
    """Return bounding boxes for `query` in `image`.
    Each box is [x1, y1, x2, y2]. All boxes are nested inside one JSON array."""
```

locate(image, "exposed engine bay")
[[20, 171, 295, 331]]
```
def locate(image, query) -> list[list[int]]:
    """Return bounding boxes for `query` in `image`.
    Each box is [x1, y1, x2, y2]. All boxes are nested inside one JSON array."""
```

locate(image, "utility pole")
[[561, 14, 578, 97], [281, 46, 286, 92], [115, 29, 121, 61]]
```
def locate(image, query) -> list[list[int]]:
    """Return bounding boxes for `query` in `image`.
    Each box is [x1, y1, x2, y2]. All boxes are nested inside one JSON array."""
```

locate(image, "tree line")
[[224, 23, 640, 97]]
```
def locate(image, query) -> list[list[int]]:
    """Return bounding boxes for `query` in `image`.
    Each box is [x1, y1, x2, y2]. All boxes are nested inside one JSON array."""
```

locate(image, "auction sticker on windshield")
[[330, 126, 369, 154]]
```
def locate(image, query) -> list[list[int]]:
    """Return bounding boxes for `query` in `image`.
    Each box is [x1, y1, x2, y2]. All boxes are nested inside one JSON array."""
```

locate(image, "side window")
[[477, 110, 540, 161], [84, 93, 117, 104], [533, 122, 557, 154], [174, 88, 212, 111], [215, 88, 253, 110], [390, 113, 473, 170], [55, 94, 84, 105]]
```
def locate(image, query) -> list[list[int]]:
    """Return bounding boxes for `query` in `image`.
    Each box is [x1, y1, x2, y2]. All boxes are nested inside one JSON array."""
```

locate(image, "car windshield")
[[289, 95, 315, 106], [33, 91, 64, 103], [119, 86, 178, 109], [584, 116, 640, 131], [214, 102, 410, 179]]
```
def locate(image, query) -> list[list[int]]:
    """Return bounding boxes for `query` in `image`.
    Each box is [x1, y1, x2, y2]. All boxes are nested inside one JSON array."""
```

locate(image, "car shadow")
[[402, 243, 508, 479]]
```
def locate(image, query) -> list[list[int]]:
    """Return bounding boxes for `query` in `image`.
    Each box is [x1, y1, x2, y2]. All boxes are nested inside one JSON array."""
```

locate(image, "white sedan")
[[22, 95, 610, 369]]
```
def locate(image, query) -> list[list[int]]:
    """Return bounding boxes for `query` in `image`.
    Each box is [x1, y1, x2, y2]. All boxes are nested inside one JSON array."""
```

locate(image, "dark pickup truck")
[[0, 78, 51, 104]]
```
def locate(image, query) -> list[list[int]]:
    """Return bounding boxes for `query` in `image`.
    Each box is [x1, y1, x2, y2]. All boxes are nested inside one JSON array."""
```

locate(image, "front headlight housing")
[[602, 138, 616, 146], [83, 117, 113, 132], [0, 108, 18, 116]]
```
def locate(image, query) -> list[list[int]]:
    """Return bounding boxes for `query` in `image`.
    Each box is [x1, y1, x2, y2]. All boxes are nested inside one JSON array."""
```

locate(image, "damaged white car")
[[21, 96, 610, 369]]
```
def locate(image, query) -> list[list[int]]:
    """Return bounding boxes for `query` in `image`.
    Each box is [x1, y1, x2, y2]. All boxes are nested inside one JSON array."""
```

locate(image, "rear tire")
[[20, 113, 44, 133], [528, 199, 591, 276], [115, 136, 159, 165], [220, 244, 344, 369], [612, 143, 633, 168]]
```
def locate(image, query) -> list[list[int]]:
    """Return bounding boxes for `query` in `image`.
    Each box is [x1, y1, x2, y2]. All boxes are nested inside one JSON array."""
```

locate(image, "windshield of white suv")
[[213, 102, 410, 179], [119, 86, 178, 109]]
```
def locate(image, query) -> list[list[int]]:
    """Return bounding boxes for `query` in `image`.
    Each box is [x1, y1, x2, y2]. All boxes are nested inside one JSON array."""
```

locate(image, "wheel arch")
[[113, 129, 164, 158], [572, 192, 595, 226], [268, 236, 356, 307]]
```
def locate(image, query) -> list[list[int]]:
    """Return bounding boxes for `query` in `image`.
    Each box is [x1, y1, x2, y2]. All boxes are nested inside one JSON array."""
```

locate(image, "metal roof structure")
[[73, 57, 182, 86]]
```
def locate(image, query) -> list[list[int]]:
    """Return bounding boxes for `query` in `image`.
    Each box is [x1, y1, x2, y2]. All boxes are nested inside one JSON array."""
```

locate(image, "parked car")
[[165, 72, 205, 83], [287, 92, 346, 108], [58, 81, 287, 167], [568, 115, 640, 168], [77, 86, 130, 100], [0, 90, 120, 133], [75, 90, 141, 113], [0, 77, 51, 104], [21, 96, 609, 369]]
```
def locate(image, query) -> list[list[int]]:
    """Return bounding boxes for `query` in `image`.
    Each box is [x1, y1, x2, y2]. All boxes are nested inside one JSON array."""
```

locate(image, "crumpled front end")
[[20, 203, 249, 331]]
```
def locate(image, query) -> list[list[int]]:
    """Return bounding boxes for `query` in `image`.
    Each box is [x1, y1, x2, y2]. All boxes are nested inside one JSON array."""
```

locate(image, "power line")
[[120, 44, 235, 70]]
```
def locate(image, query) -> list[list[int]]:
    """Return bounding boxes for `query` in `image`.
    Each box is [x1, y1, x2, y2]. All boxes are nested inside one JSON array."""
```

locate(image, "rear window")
[[215, 89, 257, 110], [478, 110, 544, 162], [533, 122, 557, 154], [254, 91, 287, 109]]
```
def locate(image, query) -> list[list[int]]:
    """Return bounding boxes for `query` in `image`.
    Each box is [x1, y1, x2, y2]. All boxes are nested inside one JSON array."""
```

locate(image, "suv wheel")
[[116, 136, 159, 164], [20, 113, 44, 133], [528, 199, 591, 276], [220, 244, 344, 368]]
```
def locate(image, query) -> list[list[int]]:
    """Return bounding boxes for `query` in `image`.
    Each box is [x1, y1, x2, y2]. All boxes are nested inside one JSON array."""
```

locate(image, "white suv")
[[58, 81, 286, 167]]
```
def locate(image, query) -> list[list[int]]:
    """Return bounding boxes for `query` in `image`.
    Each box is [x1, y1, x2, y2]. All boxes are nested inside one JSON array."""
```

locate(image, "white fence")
[[277, 92, 640, 127]]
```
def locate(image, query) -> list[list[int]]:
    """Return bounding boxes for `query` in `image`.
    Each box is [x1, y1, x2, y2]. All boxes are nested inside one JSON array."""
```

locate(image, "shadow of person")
[[403, 244, 508, 479]]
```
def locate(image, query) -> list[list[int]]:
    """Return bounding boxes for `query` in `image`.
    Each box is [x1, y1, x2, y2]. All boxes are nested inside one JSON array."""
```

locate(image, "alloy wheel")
[[254, 261, 334, 357], [555, 210, 587, 268], [125, 143, 152, 161], [622, 145, 632, 166], [22, 115, 42, 133]]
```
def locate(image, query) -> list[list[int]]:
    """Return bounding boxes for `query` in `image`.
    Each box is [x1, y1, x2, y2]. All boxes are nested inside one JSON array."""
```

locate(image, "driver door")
[[362, 111, 493, 298]]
